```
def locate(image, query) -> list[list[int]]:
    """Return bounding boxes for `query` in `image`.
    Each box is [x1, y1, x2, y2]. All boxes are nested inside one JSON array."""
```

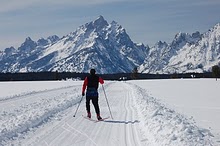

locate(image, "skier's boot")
[[87, 112, 91, 118], [97, 114, 102, 120]]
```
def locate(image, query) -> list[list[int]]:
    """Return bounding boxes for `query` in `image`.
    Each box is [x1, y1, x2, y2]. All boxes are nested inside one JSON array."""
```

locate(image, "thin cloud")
[[0, 0, 135, 13], [0, 0, 39, 13]]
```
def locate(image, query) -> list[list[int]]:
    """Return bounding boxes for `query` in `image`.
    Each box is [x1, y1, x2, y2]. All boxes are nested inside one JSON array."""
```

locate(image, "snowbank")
[[129, 83, 215, 146]]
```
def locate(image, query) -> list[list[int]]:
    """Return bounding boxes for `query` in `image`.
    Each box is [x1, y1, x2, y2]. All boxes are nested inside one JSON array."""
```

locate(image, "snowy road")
[[0, 81, 216, 146], [21, 82, 143, 146]]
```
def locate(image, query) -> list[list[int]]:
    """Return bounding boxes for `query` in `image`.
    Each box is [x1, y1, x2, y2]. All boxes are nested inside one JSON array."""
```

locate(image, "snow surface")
[[0, 79, 219, 146]]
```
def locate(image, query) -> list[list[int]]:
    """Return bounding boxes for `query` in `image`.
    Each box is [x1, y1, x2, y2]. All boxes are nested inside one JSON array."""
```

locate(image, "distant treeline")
[[0, 71, 214, 81]]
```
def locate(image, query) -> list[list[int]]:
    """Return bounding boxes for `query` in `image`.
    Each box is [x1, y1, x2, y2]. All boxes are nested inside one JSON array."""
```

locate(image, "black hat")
[[90, 69, 96, 75]]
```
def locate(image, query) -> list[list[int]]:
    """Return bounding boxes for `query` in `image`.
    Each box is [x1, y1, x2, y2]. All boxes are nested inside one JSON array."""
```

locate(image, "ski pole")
[[73, 95, 84, 117], [102, 85, 113, 119]]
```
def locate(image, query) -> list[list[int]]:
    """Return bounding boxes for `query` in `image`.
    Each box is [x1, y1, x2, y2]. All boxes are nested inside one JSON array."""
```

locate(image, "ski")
[[94, 116, 110, 123], [83, 115, 110, 122]]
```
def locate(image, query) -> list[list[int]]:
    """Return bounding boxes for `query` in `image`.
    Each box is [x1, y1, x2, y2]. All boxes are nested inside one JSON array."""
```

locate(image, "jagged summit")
[[84, 15, 108, 32], [93, 15, 108, 26], [155, 41, 168, 48], [25, 37, 33, 41]]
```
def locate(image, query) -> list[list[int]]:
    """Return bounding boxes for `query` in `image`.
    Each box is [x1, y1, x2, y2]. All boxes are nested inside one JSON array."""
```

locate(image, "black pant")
[[86, 96, 100, 115]]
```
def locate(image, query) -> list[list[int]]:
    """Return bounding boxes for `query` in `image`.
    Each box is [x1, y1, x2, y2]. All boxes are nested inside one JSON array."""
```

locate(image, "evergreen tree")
[[212, 65, 219, 81], [131, 67, 138, 79]]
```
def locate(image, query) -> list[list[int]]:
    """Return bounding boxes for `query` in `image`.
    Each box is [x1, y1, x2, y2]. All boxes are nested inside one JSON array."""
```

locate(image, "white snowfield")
[[0, 79, 219, 146]]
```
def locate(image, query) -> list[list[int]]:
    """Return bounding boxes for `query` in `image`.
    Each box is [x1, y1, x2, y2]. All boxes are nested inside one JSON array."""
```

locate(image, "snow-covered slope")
[[0, 80, 218, 146], [0, 16, 149, 74], [139, 23, 220, 73], [0, 36, 60, 72]]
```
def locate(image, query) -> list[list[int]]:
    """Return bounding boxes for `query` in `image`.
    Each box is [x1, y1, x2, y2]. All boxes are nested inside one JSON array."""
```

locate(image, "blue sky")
[[0, 0, 220, 50]]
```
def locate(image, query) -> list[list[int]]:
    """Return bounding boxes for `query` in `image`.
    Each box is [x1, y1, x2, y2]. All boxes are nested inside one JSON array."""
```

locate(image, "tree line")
[[0, 71, 217, 81]]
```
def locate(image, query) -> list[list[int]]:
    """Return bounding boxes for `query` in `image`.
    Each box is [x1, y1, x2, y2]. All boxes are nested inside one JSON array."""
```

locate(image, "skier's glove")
[[82, 92, 85, 96]]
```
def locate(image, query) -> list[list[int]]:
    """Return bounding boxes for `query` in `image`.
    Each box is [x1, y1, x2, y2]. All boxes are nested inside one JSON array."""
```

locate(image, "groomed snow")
[[0, 79, 219, 146]]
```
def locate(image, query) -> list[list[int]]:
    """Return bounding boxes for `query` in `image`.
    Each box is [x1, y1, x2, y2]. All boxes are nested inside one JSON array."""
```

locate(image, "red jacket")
[[82, 76, 104, 94]]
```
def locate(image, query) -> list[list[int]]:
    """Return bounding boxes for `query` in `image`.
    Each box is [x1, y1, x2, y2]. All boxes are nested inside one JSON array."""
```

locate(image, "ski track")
[[0, 81, 217, 146], [0, 85, 78, 102]]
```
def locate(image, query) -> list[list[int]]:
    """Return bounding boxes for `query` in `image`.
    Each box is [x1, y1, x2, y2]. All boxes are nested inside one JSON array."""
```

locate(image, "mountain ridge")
[[139, 23, 220, 74], [0, 16, 219, 74], [0, 16, 149, 74]]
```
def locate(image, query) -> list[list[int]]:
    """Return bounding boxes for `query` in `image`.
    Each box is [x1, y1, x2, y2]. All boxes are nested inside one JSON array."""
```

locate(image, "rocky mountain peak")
[[18, 37, 37, 52], [93, 15, 108, 26], [85, 15, 108, 32]]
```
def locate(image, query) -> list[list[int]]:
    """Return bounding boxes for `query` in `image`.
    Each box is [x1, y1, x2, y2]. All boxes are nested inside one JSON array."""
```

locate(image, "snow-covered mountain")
[[0, 16, 149, 74], [0, 35, 60, 72], [0, 16, 219, 74], [139, 23, 220, 74]]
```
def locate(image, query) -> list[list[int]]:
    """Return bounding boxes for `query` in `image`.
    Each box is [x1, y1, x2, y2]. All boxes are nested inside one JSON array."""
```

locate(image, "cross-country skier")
[[82, 69, 104, 120]]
